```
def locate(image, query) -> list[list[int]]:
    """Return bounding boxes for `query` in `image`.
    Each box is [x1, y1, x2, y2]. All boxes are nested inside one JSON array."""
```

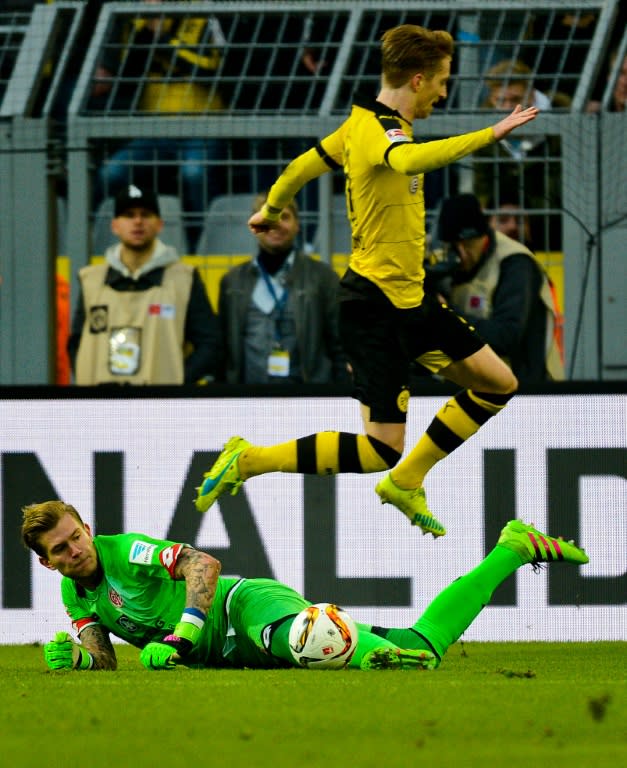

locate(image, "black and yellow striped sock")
[[391, 390, 513, 488], [239, 432, 401, 478]]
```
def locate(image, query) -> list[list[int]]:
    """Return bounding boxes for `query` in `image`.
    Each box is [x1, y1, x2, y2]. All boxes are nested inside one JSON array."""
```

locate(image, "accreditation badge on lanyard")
[[260, 265, 290, 378], [109, 327, 141, 375], [267, 344, 290, 377]]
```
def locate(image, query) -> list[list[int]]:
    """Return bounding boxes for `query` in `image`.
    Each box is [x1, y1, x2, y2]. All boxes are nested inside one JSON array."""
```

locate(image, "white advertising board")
[[0, 394, 625, 644]]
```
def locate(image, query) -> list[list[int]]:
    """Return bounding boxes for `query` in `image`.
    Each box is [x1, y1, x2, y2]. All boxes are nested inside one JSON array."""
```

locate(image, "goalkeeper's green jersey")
[[262, 96, 495, 309], [61, 533, 241, 667]]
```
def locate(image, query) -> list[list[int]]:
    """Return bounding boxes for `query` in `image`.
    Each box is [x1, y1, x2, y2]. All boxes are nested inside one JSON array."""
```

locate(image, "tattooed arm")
[[139, 547, 222, 670], [79, 624, 118, 670], [42, 624, 117, 672], [173, 547, 222, 616]]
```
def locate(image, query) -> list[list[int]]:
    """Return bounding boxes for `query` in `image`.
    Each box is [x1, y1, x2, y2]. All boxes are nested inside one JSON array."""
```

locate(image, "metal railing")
[[0, 1, 625, 383]]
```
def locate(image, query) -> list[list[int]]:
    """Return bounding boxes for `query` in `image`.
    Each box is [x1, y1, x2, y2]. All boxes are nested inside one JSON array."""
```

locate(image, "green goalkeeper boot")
[[497, 519, 589, 567], [360, 646, 438, 671]]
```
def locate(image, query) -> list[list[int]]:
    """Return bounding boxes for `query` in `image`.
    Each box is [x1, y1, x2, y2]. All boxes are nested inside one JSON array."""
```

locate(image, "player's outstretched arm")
[[44, 625, 117, 671], [491, 105, 539, 140]]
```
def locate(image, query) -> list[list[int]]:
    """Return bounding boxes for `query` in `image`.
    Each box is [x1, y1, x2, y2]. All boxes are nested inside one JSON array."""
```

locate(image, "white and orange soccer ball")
[[288, 602, 359, 669]]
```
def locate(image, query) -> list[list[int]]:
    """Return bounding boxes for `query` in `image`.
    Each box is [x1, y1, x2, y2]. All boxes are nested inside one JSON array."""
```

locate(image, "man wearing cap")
[[430, 193, 564, 383], [68, 185, 217, 385]]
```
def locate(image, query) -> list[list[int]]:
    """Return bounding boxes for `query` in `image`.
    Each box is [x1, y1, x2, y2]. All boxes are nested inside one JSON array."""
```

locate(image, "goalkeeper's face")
[[38, 512, 99, 586]]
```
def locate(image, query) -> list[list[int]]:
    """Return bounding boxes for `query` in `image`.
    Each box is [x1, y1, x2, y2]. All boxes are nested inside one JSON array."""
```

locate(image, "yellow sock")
[[239, 440, 298, 477], [391, 434, 446, 489], [239, 432, 401, 478], [392, 390, 512, 488]]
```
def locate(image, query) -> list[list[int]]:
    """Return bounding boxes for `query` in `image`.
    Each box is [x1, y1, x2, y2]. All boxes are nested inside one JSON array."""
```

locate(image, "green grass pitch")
[[1, 642, 625, 768]]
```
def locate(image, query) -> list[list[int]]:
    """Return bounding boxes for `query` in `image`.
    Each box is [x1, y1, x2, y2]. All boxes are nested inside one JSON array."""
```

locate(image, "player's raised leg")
[[195, 431, 402, 513], [365, 519, 588, 663], [378, 344, 516, 530]]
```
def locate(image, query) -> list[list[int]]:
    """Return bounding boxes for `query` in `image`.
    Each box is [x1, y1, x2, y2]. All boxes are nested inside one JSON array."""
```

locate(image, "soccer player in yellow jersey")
[[196, 25, 540, 536]]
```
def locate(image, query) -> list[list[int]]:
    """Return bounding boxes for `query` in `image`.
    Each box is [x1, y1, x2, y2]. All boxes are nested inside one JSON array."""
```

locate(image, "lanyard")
[[258, 264, 289, 342]]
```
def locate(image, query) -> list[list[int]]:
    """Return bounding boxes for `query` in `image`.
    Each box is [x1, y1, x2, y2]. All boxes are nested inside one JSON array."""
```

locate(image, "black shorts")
[[339, 271, 484, 423]]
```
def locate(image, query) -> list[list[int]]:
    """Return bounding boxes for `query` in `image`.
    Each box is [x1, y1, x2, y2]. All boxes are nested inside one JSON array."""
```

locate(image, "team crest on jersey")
[[108, 587, 123, 607], [385, 128, 410, 143], [129, 540, 156, 565]]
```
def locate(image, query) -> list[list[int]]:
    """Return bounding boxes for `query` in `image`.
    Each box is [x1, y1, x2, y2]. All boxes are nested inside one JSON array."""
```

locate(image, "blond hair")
[[21, 500, 85, 557], [485, 59, 533, 90], [381, 25, 454, 88]]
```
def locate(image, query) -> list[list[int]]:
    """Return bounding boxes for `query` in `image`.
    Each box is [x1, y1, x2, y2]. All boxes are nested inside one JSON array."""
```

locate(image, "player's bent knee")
[[365, 434, 403, 469], [499, 371, 518, 394]]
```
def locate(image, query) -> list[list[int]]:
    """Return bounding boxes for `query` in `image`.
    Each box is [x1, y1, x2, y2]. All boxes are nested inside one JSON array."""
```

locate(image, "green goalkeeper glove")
[[140, 609, 204, 670], [44, 631, 94, 670], [140, 641, 181, 670]]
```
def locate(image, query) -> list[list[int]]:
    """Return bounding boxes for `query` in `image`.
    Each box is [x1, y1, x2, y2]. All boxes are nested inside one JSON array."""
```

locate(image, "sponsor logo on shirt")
[[116, 615, 139, 633], [148, 303, 176, 318], [129, 540, 156, 565], [385, 128, 410, 143]]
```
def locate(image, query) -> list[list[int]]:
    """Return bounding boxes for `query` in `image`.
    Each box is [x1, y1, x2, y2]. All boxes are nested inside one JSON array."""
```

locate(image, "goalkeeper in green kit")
[[22, 500, 588, 672]]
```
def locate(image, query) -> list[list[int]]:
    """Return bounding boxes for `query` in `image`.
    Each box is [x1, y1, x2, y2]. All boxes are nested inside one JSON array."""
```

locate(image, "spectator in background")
[[68, 185, 217, 385], [487, 196, 534, 251], [92, 1, 227, 252], [587, 48, 627, 114], [474, 59, 564, 251], [481, 59, 554, 111], [429, 194, 564, 384], [217, 192, 349, 385]]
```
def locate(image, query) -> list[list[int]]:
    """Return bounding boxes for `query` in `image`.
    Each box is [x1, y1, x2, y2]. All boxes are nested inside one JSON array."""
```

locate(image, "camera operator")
[[424, 194, 564, 384]]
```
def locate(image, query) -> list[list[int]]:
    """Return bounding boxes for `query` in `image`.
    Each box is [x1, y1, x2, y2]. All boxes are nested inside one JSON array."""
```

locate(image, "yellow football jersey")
[[263, 97, 494, 308]]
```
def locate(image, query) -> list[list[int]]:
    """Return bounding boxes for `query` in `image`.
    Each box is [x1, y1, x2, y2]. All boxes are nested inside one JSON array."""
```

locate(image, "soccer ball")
[[288, 602, 359, 669]]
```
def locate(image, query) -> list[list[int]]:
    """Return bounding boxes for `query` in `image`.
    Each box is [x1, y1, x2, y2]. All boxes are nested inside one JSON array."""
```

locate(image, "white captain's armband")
[[159, 543, 185, 577], [385, 128, 410, 143]]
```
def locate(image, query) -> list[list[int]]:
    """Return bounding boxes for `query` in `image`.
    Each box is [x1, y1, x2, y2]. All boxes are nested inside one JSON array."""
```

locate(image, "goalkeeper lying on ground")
[[21, 500, 588, 672]]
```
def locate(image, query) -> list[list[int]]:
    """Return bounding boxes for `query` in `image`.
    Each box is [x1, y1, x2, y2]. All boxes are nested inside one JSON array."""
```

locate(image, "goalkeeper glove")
[[140, 638, 186, 670], [44, 631, 94, 670], [140, 608, 205, 670]]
